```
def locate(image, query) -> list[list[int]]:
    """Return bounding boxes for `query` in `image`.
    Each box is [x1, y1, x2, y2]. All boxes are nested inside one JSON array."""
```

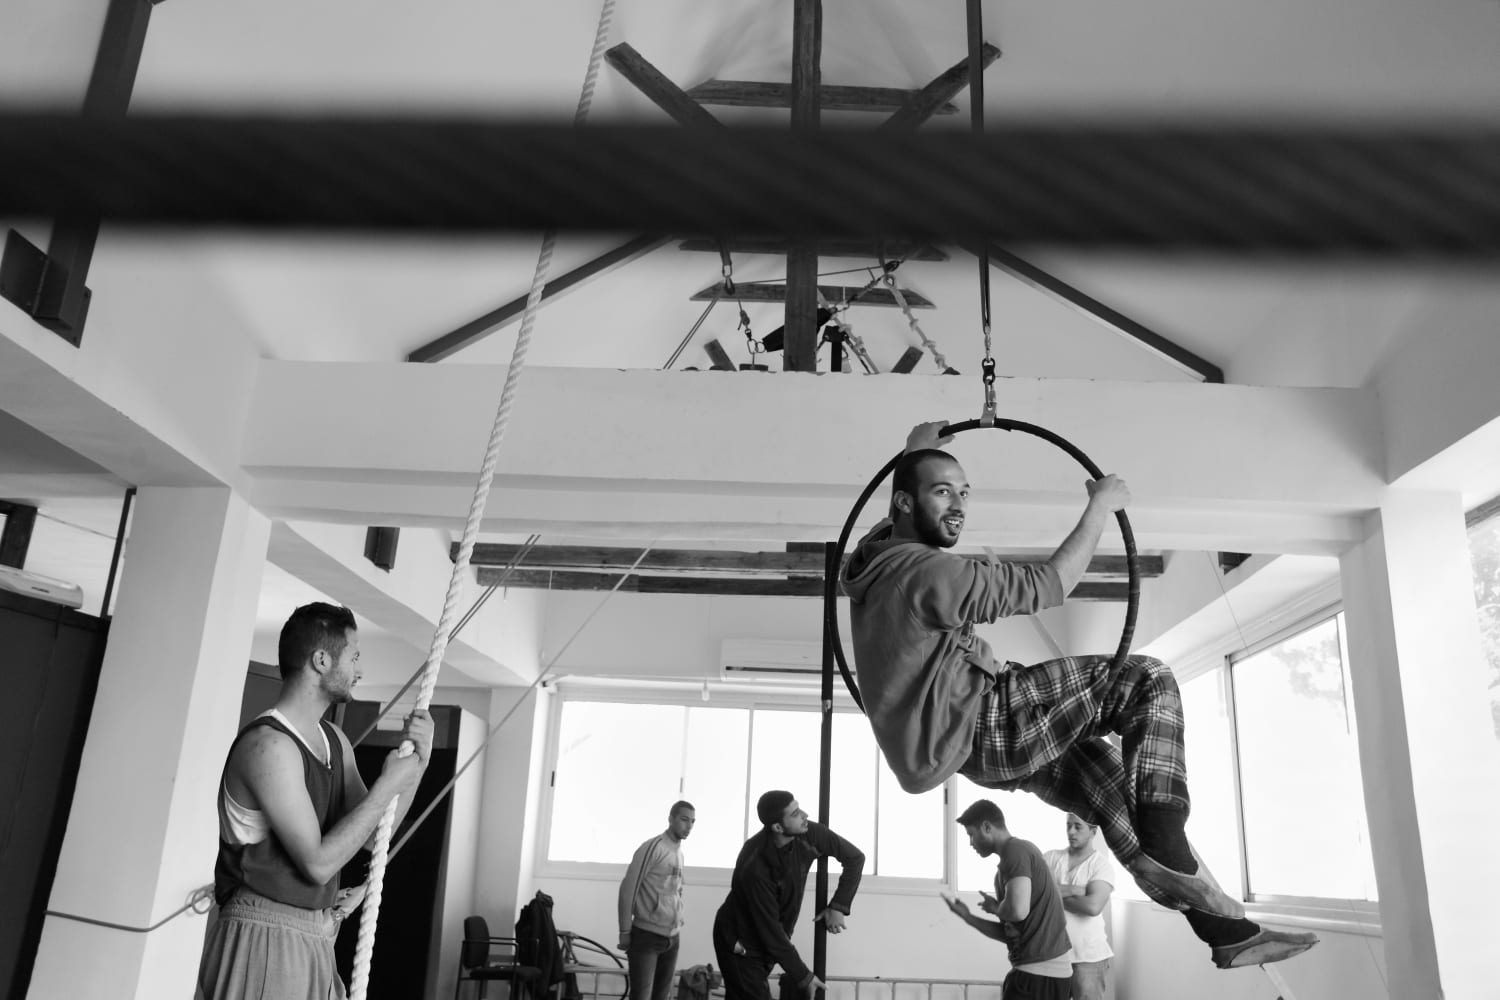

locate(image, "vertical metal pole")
[[814, 540, 837, 997], [99, 486, 135, 618]]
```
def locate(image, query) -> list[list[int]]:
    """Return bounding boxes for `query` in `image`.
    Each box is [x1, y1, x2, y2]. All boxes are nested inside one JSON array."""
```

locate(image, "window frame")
[[534, 683, 954, 894], [1222, 604, 1382, 927]]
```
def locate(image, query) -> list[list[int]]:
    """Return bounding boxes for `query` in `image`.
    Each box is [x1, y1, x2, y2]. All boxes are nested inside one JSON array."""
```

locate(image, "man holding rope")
[[197, 603, 433, 1000], [841, 424, 1317, 970]]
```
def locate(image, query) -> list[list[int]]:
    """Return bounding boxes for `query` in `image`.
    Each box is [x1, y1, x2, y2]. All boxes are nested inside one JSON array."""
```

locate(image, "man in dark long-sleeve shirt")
[[713, 790, 865, 1000]]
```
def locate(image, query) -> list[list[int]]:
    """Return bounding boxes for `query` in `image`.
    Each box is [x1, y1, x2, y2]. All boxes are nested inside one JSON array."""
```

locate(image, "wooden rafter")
[[459, 542, 1163, 579], [686, 80, 958, 116], [976, 243, 1225, 383], [881, 42, 1002, 131], [678, 238, 949, 262], [407, 235, 670, 362], [604, 43, 724, 129], [784, 0, 824, 373], [475, 566, 1132, 601], [691, 282, 934, 309]]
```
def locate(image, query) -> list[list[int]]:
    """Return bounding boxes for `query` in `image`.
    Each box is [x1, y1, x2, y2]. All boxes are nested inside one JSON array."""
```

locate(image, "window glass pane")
[[1232, 615, 1377, 900], [550, 701, 686, 863], [827, 714, 877, 871], [748, 709, 823, 816], [683, 707, 750, 867], [1467, 512, 1500, 741], [952, 776, 1072, 893], [1178, 668, 1243, 899], [876, 760, 944, 879]]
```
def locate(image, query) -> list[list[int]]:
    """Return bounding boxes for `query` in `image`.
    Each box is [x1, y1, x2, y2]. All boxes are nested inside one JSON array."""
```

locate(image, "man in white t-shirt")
[[1044, 813, 1115, 1000]]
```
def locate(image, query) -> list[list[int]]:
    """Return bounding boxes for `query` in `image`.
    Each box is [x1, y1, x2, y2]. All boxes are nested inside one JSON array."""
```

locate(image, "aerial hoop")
[[824, 418, 1140, 713]]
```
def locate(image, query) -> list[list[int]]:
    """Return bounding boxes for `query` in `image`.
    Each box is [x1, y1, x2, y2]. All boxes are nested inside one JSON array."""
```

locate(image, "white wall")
[[1113, 902, 1387, 1000]]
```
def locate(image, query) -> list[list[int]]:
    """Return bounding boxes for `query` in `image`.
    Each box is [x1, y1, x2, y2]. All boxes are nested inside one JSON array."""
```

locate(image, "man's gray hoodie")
[[840, 519, 1064, 792]]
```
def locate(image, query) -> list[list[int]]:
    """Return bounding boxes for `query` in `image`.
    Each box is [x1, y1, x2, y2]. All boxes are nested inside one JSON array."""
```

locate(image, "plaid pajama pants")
[[957, 654, 1189, 876]]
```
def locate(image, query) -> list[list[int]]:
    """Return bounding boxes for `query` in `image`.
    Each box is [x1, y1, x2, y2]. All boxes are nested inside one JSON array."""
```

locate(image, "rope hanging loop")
[[823, 418, 1141, 713]]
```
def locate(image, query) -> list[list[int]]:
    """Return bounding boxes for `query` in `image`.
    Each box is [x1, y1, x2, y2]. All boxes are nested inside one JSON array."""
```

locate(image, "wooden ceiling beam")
[[678, 238, 949, 261], [686, 80, 958, 116], [460, 542, 1163, 579], [881, 42, 1002, 132], [784, 0, 824, 374], [974, 243, 1226, 383], [476, 566, 1132, 601], [691, 282, 934, 309], [604, 43, 725, 129], [406, 234, 670, 362]]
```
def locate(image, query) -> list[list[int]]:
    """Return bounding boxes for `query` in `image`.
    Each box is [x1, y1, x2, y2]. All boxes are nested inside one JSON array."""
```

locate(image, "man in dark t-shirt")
[[946, 800, 1072, 1000]]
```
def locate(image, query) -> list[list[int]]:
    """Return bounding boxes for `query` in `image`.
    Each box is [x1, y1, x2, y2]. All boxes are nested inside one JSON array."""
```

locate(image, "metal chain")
[[884, 270, 954, 373]]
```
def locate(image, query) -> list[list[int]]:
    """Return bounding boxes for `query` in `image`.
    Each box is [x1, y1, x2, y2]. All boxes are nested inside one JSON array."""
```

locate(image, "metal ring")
[[825, 418, 1140, 713]]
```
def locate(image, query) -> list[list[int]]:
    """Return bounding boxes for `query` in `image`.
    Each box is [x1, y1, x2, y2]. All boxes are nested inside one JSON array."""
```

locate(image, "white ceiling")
[[4, 0, 1497, 685], [93, 0, 1500, 384]]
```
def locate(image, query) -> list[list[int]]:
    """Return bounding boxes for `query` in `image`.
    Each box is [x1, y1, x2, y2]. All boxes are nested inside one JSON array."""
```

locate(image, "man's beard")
[[914, 507, 959, 548]]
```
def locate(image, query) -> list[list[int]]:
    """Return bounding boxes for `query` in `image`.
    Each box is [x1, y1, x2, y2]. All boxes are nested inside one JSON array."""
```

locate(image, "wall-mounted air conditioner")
[[0, 565, 85, 609]]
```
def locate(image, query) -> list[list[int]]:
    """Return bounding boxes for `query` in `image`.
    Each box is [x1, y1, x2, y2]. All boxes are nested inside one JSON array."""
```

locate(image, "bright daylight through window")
[[1231, 613, 1377, 902], [548, 699, 941, 877], [1467, 508, 1500, 741]]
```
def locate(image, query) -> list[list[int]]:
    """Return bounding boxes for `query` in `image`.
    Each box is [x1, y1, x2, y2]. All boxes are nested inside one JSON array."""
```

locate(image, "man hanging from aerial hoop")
[[840, 422, 1318, 970]]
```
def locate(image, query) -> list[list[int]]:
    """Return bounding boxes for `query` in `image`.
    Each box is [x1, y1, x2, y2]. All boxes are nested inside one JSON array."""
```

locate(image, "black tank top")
[[213, 714, 349, 909]]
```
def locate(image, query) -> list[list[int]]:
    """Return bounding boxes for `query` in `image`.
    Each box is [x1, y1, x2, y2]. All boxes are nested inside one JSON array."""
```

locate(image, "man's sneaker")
[[1125, 853, 1246, 919], [1211, 927, 1320, 969]]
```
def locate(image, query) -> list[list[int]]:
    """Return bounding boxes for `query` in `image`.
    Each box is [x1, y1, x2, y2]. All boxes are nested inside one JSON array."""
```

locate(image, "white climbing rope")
[[347, 2, 618, 996]]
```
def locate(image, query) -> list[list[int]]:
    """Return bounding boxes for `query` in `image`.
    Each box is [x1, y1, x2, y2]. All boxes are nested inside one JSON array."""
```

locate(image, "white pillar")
[[474, 686, 549, 928], [1339, 491, 1500, 1000], [27, 487, 270, 1000]]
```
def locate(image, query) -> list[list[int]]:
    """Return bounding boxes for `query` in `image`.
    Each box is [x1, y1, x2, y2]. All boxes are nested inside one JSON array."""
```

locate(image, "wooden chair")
[[454, 916, 542, 1000]]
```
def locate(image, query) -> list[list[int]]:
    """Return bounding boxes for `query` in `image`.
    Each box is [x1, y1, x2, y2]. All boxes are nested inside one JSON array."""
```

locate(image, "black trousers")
[[711, 917, 776, 1000]]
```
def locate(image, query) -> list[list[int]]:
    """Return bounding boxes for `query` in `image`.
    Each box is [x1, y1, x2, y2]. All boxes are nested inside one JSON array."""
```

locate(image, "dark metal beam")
[[7, 118, 1499, 253], [692, 282, 933, 309], [459, 542, 1163, 579], [604, 43, 724, 129], [881, 42, 1001, 132], [977, 243, 1226, 383], [0, 501, 38, 569], [0, 0, 159, 344], [406, 234, 670, 362], [686, 80, 957, 116], [678, 238, 949, 261]]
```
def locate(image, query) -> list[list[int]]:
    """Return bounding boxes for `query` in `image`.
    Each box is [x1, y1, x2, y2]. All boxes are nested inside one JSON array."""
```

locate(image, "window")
[[547, 697, 943, 877], [1466, 506, 1500, 741], [1229, 613, 1378, 902], [1178, 668, 1243, 900]]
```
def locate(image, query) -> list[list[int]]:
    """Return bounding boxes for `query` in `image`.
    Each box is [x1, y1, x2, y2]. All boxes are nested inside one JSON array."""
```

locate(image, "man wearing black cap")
[[713, 791, 865, 1000]]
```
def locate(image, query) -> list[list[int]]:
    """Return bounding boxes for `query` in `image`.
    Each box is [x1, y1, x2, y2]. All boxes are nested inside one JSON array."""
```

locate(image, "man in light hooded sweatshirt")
[[619, 801, 695, 1000], [840, 422, 1317, 971]]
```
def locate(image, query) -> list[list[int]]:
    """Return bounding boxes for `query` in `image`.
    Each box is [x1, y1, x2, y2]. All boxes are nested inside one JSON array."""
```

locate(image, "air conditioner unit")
[[0, 564, 85, 609], [719, 638, 855, 683]]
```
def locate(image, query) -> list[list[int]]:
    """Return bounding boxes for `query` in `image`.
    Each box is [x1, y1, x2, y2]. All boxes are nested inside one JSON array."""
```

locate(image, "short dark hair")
[[670, 800, 695, 818], [956, 799, 1006, 830], [278, 602, 357, 680], [892, 449, 959, 512]]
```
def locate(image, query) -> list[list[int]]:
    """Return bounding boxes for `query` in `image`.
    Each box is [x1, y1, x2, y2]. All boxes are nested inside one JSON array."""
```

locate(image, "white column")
[[474, 686, 549, 928], [1339, 491, 1500, 1000], [27, 487, 270, 1000]]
